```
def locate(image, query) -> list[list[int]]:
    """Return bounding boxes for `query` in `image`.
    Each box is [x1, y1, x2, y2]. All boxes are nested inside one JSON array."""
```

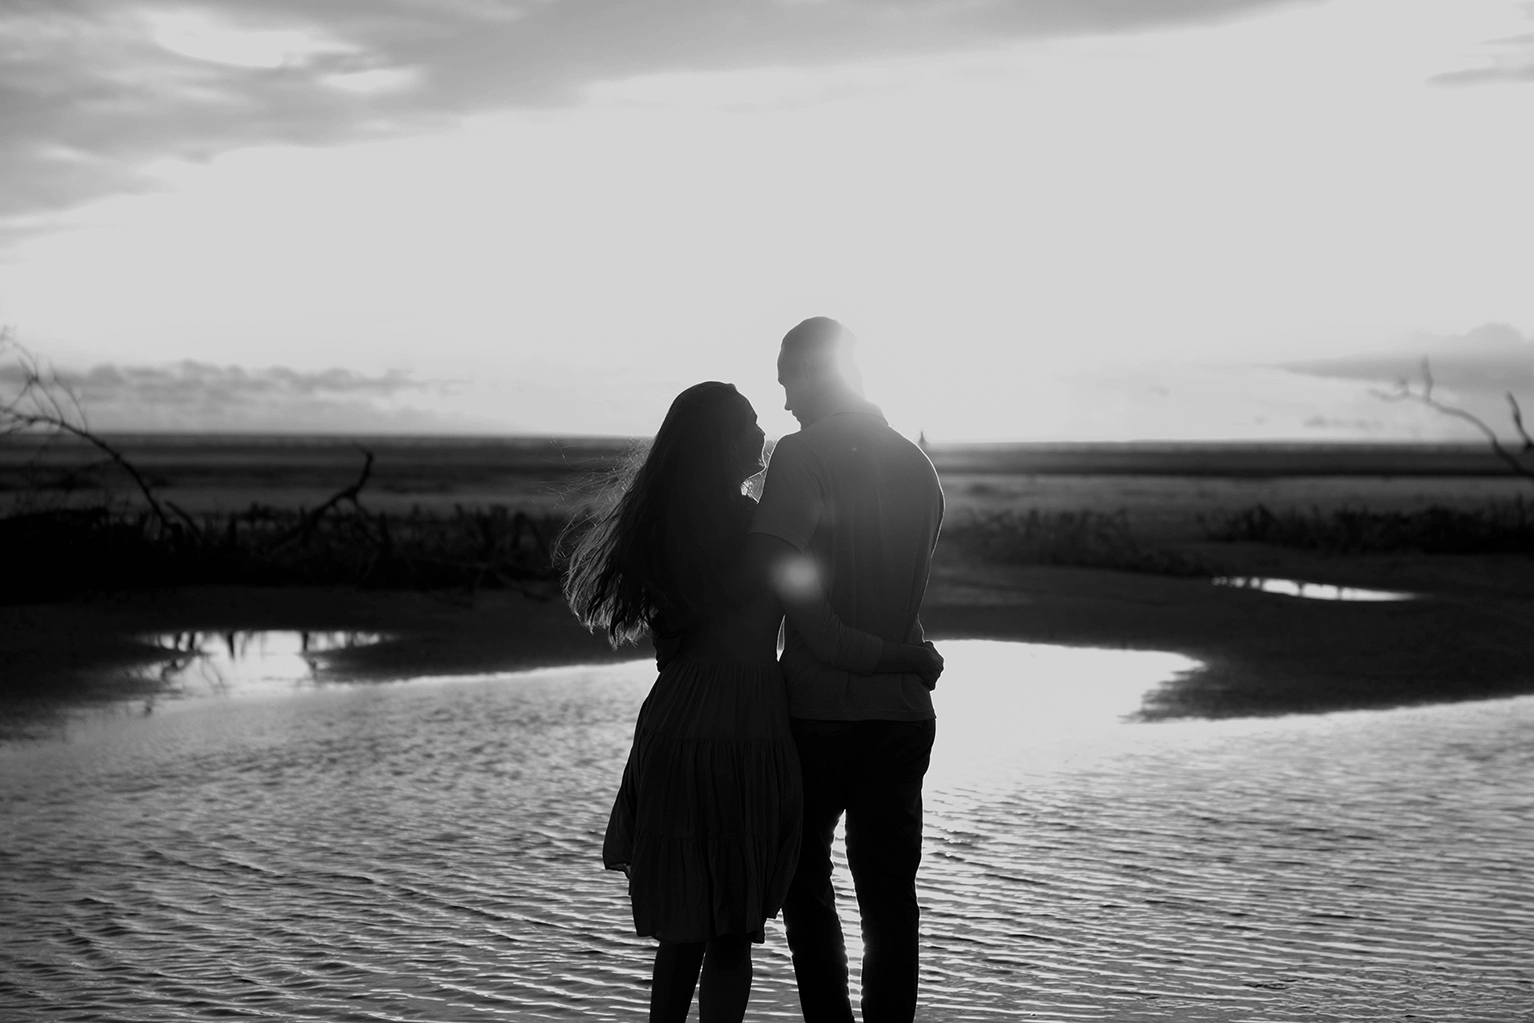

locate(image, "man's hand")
[[917, 641, 944, 691]]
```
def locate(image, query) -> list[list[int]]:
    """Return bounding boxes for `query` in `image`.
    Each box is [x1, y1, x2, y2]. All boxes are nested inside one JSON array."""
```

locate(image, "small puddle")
[[7, 634, 1206, 752], [133, 631, 390, 700], [1212, 577, 1414, 602], [127, 633, 1191, 726]]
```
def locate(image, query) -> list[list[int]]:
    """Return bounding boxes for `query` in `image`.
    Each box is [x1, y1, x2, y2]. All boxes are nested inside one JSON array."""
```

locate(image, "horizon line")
[[0, 430, 1506, 451]]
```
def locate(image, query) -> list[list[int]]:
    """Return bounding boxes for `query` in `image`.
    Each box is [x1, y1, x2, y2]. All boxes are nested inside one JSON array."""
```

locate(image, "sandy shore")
[[4, 539, 1532, 722]]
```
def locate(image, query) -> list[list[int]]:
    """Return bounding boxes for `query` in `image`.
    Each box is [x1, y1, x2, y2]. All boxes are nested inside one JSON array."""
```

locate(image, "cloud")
[[1, 359, 490, 433], [1432, 25, 1534, 85], [1278, 323, 1534, 397], [2, 0, 1314, 224], [63, 362, 422, 400]]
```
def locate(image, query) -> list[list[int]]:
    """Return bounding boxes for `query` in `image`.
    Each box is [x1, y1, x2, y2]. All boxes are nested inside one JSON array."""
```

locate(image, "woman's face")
[[734, 418, 767, 484]]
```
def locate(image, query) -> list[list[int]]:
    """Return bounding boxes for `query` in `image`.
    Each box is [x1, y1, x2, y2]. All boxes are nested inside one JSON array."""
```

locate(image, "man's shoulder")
[[798, 410, 894, 447], [801, 416, 934, 469], [765, 429, 822, 473], [860, 420, 940, 478]]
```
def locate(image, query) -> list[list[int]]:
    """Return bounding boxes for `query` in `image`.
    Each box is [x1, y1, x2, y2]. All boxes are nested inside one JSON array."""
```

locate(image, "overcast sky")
[[2, 0, 1532, 440]]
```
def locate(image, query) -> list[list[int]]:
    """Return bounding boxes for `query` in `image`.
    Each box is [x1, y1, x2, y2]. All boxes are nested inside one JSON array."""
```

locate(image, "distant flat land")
[[0, 434, 636, 513], [1, 434, 1526, 518]]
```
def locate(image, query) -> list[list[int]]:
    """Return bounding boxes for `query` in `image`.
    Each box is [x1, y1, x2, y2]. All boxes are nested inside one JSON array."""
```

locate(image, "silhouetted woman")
[[565, 382, 938, 1023]]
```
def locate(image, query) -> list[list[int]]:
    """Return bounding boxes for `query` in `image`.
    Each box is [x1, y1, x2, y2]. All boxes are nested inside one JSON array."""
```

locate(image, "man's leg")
[[783, 718, 855, 1023], [844, 719, 935, 1023]]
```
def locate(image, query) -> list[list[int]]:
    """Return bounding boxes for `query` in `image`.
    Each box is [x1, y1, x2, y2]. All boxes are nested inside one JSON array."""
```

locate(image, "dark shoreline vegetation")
[[945, 509, 1216, 577], [1201, 500, 1534, 554], [3, 495, 1228, 599], [8, 493, 1534, 604], [4, 433, 1534, 601], [0, 434, 598, 602], [0, 500, 569, 603]]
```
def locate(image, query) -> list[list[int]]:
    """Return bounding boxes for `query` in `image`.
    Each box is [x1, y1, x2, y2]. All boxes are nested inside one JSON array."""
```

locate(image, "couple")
[[565, 317, 946, 1023]]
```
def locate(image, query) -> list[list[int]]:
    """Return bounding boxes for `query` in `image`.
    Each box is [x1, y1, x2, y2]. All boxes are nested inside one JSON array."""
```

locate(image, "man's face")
[[777, 351, 818, 427]]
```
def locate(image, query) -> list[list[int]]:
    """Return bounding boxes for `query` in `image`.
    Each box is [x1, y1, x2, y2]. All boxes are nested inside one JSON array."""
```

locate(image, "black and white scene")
[[3, 1, 1533, 1020]]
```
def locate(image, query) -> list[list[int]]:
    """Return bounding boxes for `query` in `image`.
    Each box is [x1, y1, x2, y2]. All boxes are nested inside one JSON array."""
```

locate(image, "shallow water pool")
[[1, 641, 1530, 1021], [131, 630, 389, 697], [1211, 577, 1415, 602]]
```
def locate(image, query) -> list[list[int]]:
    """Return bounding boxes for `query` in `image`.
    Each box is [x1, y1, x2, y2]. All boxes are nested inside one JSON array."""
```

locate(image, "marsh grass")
[[946, 508, 1214, 577], [0, 501, 567, 603], [1203, 500, 1534, 554]]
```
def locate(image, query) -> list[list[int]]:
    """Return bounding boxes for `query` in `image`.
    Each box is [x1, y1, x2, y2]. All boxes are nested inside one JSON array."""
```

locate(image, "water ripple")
[[2, 643, 1531, 1020]]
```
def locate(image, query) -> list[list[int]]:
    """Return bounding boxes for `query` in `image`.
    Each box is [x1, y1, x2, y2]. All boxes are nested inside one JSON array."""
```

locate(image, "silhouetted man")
[[749, 317, 944, 1023]]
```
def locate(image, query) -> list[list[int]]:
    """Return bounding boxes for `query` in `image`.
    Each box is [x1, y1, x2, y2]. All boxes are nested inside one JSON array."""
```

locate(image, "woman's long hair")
[[563, 382, 759, 646]]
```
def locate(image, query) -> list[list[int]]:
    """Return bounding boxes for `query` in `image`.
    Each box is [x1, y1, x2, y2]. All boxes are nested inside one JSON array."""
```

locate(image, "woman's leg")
[[698, 934, 753, 1023], [651, 941, 706, 1023]]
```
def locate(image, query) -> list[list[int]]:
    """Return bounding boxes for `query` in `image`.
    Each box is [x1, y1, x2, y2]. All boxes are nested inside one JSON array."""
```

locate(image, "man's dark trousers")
[[782, 717, 935, 1023]]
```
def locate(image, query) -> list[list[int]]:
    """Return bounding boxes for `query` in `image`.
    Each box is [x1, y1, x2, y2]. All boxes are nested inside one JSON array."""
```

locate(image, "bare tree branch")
[[1508, 393, 1533, 454], [270, 449, 375, 550], [2, 333, 177, 533], [1372, 358, 1534, 487]]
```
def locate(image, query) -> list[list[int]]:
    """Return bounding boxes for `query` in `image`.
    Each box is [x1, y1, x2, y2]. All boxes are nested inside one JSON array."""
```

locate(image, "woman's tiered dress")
[[602, 492, 886, 944], [602, 612, 802, 943]]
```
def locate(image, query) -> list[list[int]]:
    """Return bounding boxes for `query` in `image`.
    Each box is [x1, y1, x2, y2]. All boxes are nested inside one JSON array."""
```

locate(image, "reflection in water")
[[2, 641, 1530, 1021], [1213, 576, 1415, 601], [134, 630, 388, 699]]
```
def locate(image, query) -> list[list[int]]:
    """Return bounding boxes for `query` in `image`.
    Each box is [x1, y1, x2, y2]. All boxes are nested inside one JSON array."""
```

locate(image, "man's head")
[[777, 316, 864, 427]]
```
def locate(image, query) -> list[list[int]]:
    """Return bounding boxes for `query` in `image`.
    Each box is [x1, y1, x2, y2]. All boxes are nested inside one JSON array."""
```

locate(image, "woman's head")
[[562, 382, 764, 645], [650, 381, 763, 489]]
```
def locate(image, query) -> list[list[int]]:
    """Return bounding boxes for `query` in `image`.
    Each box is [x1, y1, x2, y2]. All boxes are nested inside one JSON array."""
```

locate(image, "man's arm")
[[746, 532, 943, 688]]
